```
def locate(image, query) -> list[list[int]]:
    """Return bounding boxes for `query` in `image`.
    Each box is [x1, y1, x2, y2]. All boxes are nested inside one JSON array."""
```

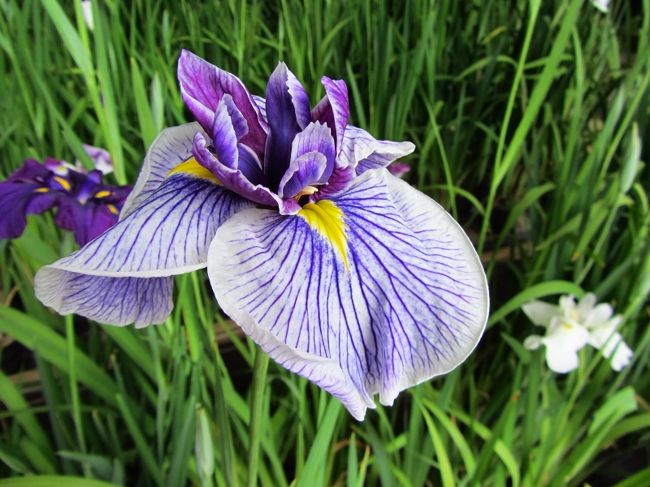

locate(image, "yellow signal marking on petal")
[[35, 187, 49, 193], [53, 176, 71, 191], [107, 204, 119, 215], [298, 200, 349, 269], [94, 190, 111, 198], [167, 157, 221, 184]]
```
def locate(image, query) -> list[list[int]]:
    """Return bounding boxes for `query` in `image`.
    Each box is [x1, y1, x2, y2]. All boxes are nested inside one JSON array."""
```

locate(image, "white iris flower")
[[522, 294, 632, 373]]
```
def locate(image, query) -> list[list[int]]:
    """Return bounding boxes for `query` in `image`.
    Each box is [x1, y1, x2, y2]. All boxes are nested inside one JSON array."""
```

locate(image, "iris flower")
[[35, 50, 489, 420], [523, 294, 633, 373], [0, 149, 130, 246]]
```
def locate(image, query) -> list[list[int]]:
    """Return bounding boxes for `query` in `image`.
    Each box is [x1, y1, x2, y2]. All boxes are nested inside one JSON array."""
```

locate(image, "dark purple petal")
[[278, 152, 329, 199], [193, 133, 281, 209], [7, 159, 52, 182], [222, 95, 249, 141], [311, 77, 349, 152], [264, 63, 304, 186], [313, 163, 355, 200], [286, 69, 311, 129], [177, 50, 267, 157], [238, 145, 264, 185], [0, 182, 59, 239], [55, 199, 118, 246]]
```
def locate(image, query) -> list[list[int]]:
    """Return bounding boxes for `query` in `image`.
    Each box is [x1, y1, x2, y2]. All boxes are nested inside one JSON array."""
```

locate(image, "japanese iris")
[[0, 149, 130, 246], [34, 50, 489, 420]]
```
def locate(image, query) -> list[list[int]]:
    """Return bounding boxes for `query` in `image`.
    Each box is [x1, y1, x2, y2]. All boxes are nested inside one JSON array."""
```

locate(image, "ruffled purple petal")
[[313, 163, 356, 200], [193, 132, 280, 209], [290, 122, 335, 178], [278, 152, 329, 199], [6, 159, 52, 182], [340, 126, 415, 174], [55, 199, 119, 246], [311, 77, 349, 152], [387, 162, 411, 178], [210, 98, 239, 169], [177, 50, 267, 157]]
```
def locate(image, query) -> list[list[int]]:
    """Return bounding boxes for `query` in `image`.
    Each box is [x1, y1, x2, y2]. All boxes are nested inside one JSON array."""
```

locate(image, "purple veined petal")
[[34, 173, 252, 326], [252, 95, 266, 121], [221, 95, 249, 141], [290, 122, 336, 178], [193, 132, 283, 210], [0, 182, 60, 239], [340, 125, 415, 175], [121, 123, 206, 218], [82, 144, 113, 175], [207, 168, 488, 420], [278, 151, 329, 199], [209, 98, 239, 169], [178, 50, 267, 157], [311, 77, 349, 153], [264, 63, 304, 186]]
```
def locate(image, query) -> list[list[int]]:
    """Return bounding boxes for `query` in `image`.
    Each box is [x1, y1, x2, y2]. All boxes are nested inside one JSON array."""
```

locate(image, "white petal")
[[577, 293, 597, 317], [208, 169, 488, 420], [523, 335, 543, 350], [583, 303, 614, 328], [521, 301, 560, 327], [545, 345, 580, 374]]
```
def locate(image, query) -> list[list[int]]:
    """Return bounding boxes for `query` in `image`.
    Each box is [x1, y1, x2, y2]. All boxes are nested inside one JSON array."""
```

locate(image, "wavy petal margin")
[[35, 174, 250, 326], [208, 169, 488, 419]]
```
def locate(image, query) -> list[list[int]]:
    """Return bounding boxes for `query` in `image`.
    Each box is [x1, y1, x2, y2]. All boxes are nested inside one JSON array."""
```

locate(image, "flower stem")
[[247, 347, 269, 487]]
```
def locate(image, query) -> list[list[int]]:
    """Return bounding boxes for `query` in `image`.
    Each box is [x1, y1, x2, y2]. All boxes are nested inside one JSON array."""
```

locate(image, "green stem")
[[247, 348, 270, 487]]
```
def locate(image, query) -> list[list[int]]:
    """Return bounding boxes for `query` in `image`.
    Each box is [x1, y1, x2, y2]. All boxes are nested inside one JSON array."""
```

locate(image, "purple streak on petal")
[[221, 95, 249, 141], [278, 152, 329, 199], [36, 269, 174, 327], [252, 95, 266, 121], [264, 63, 303, 187], [313, 163, 355, 200], [0, 182, 59, 239], [193, 132, 279, 208], [209, 99, 239, 169], [177, 50, 267, 156], [311, 77, 349, 152], [82, 144, 113, 175], [387, 162, 411, 178], [340, 125, 415, 175]]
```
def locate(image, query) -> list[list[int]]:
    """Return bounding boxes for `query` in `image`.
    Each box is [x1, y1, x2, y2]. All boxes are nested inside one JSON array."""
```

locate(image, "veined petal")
[[121, 123, 206, 218], [178, 50, 267, 157], [278, 152, 329, 199], [340, 125, 415, 175], [35, 173, 250, 326], [311, 77, 349, 152], [208, 169, 488, 420]]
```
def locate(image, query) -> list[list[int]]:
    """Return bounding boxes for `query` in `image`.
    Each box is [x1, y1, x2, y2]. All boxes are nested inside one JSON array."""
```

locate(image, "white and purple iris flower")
[[0, 149, 130, 246], [34, 50, 489, 420]]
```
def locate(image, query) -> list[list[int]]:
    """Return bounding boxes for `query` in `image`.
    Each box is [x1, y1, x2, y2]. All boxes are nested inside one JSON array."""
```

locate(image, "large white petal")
[[521, 301, 561, 327], [208, 169, 488, 420], [121, 123, 206, 218]]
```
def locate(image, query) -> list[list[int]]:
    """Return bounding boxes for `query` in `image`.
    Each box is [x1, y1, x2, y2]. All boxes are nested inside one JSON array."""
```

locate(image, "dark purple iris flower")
[[0, 155, 131, 246], [34, 51, 488, 421]]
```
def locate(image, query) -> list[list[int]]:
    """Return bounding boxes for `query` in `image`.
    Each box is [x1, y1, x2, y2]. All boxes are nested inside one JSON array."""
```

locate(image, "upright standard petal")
[[178, 50, 267, 156], [121, 123, 206, 217], [311, 77, 349, 152], [208, 169, 488, 420], [264, 63, 305, 186], [35, 173, 251, 326], [340, 125, 415, 175]]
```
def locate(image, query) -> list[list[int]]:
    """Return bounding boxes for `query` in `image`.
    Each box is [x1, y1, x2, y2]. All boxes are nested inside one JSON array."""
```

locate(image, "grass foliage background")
[[0, 0, 649, 485]]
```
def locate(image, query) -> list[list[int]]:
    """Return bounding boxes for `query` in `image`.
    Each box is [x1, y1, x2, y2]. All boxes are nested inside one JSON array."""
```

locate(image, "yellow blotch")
[[94, 190, 111, 198], [298, 200, 349, 269], [167, 157, 220, 184], [53, 176, 71, 191], [107, 204, 119, 215], [35, 187, 49, 193]]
